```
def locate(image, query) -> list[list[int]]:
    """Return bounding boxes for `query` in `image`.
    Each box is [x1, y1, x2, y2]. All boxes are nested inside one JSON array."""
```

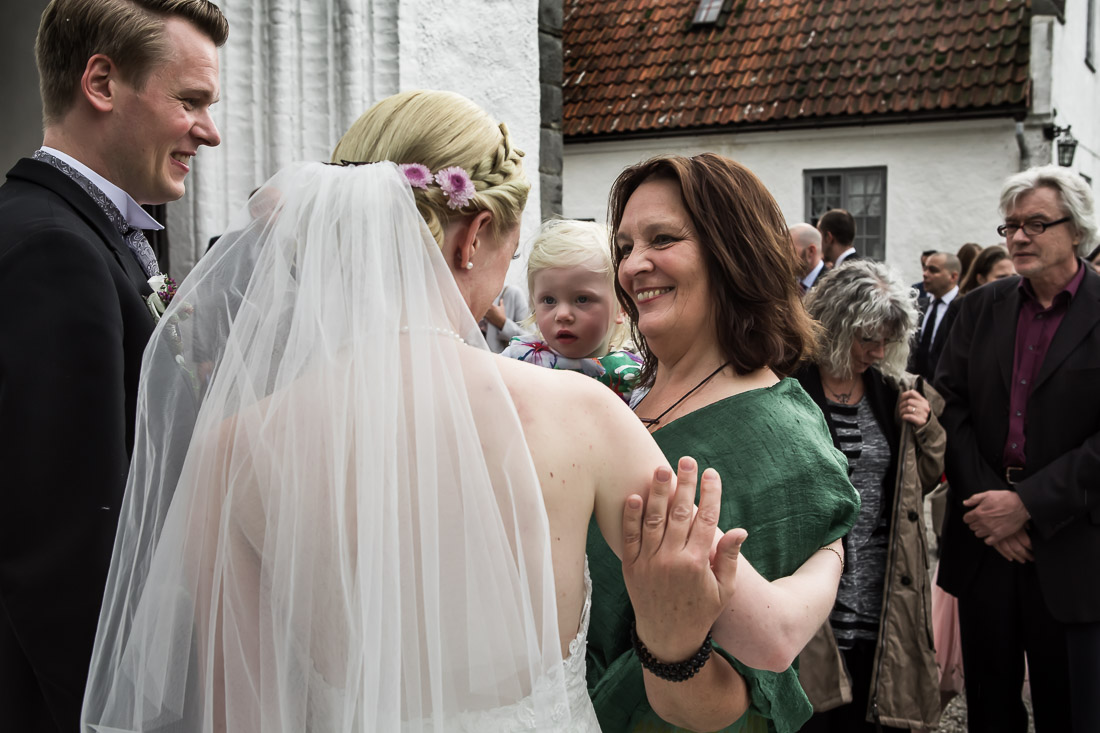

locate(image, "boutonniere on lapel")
[[146, 274, 179, 323], [147, 273, 201, 393]]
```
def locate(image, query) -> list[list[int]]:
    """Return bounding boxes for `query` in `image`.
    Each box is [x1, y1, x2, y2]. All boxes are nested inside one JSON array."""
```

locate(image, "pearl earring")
[[465, 262, 474, 270]]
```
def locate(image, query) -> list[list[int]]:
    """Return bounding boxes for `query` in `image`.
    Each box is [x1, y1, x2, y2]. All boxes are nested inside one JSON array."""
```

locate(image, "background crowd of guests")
[[788, 170, 1100, 733]]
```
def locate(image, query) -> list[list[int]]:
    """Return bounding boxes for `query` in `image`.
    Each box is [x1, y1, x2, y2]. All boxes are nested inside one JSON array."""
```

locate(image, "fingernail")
[[679, 456, 695, 470], [627, 495, 643, 509], [702, 467, 719, 480], [655, 466, 672, 482]]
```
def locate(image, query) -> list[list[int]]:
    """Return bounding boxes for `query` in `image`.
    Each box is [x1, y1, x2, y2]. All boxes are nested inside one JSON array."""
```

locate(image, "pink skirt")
[[931, 562, 965, 697]]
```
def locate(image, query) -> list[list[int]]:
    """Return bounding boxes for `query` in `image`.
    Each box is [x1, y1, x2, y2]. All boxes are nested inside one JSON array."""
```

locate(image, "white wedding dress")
[[307, 562, 600, 732], [81, 162, 601, 732]]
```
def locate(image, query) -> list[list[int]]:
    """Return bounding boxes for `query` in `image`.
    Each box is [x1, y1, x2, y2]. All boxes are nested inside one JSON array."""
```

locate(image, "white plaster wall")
[[397, 0, 541, 289], [167, 0, 541, 283], [564, 119, 1020, 284], [1049, 0, 1100, 192]]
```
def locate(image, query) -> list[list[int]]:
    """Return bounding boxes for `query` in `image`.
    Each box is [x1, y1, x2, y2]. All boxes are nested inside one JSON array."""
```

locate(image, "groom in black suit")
[[0, 1, 227, 729]]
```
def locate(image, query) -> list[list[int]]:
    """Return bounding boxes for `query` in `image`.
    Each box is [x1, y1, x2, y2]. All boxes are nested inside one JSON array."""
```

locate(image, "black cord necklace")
[[823, 373, 859, 404], [637, 362, 730, 428]]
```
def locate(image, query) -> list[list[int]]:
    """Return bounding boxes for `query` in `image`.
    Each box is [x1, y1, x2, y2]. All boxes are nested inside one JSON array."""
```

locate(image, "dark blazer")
[[933, 266, 1100, 623], [0, 158, 156, 730], [908, 295, 960, 383]]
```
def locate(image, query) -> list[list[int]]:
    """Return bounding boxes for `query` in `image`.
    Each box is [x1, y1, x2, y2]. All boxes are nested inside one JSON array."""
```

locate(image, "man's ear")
[[81, 54, 118, 113], [451, 210, 493, 271]]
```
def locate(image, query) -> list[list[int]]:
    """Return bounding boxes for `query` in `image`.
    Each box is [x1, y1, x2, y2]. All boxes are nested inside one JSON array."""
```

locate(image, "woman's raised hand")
[[622, 456, 748, 662]]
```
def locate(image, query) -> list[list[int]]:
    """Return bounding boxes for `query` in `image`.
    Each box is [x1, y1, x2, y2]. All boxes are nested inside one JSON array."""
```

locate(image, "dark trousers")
[[0, 603, 60, 732], [1067, 621, 1100, 733], [798, 638, 907, 733], [956, 556, 1071, 733]]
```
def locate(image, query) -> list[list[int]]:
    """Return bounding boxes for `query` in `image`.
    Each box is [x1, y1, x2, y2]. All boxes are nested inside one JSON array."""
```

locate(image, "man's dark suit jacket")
[[0, 158, 156, 730], [934, 266, 1100, 624], [909, 295, 960, 383]]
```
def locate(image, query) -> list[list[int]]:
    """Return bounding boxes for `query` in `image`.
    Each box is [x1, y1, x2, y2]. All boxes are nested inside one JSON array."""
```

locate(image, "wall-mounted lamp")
[[1043, 123, 1078, 167]]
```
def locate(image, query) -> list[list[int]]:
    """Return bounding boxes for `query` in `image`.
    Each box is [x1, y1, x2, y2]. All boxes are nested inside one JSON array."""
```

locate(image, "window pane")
[[693, 0, 723, 24], [804, 167, 886, 259], [866, 194, 882, 217]]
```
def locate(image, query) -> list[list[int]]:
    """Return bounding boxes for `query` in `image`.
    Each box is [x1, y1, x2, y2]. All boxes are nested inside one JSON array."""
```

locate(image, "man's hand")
[[483, 296, 507, 329], [991, 527, 1033, 563], [962, 489, 1030, 543], [622, 457, 747, 662]]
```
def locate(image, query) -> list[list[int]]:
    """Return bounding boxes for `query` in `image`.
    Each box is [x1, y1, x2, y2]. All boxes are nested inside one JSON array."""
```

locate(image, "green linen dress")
[[585, 378, 860, 733]]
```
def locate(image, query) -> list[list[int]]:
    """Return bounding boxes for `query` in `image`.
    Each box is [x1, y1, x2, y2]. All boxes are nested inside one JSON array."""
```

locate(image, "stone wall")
[[539, 0, 563, 219]]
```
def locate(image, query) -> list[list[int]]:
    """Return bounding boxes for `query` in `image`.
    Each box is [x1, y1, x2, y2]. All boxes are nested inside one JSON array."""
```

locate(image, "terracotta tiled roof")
[[563, 0, 1031, 139]]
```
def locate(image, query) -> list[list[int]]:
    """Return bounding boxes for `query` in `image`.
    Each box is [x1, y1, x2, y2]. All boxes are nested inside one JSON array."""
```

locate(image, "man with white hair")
[[790, 222, 825, 293], [935, 165, 1100, 732]]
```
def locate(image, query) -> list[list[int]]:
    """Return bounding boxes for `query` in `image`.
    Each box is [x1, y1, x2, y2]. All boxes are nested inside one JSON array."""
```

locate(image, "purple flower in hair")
[[399, 163, 432, 190], [435, 166, 476, 210]]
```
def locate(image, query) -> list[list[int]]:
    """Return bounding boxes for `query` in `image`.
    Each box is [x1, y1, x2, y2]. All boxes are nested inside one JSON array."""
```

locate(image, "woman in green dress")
[[586, 153, 861, 733]]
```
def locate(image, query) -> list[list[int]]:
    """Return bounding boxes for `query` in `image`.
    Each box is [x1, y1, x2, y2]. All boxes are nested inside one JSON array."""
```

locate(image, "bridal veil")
[[82, 161, 569, 731]]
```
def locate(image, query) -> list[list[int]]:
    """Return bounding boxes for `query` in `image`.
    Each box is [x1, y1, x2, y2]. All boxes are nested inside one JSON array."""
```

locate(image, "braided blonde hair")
[[332, 90, 529, 248]]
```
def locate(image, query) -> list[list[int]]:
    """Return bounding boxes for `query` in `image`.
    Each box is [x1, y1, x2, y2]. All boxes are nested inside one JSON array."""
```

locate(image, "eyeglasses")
[[997, 216, 1072, 238], [857, 336, 901, 350]]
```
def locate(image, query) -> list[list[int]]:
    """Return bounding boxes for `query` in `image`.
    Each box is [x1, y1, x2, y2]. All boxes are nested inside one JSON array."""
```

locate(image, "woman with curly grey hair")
[[796, 260, 947, 732]]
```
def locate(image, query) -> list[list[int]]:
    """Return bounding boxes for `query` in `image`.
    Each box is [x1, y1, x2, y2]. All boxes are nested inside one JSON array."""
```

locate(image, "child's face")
[[532, 264, 618, 359]]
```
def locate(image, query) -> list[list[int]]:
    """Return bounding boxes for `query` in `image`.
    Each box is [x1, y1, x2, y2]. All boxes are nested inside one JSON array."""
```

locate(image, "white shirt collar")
[[801, 259, 825, 288], [933, 285, 960, 305], [39, 146, 164, 231], [835, 247, 857, 265]]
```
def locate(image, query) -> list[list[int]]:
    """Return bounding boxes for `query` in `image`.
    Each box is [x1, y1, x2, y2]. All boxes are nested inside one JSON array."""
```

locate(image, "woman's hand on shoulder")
[[622, 457, 748, 661]]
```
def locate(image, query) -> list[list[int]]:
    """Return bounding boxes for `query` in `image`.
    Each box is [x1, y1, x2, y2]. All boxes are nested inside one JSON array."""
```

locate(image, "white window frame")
[[803, 167, 888, 261], [692, 0, 724, 25]]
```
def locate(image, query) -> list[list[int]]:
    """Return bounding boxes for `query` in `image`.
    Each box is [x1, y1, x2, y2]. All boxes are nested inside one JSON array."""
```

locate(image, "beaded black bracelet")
[[630, 622, 713, 682]]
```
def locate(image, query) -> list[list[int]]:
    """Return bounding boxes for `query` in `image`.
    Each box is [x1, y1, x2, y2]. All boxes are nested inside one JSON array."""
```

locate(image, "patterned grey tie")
[[33, 150, 162, 278]]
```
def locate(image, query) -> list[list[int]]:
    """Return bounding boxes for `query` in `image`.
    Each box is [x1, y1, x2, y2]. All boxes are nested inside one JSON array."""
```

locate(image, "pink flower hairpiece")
[[340, 160, 477, 209], [434, 166, 476, 210], [399, 163, 432, 190]]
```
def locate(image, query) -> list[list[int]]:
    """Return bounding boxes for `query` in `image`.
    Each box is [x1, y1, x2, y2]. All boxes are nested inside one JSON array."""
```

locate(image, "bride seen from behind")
[[83, 90, 846, 733]]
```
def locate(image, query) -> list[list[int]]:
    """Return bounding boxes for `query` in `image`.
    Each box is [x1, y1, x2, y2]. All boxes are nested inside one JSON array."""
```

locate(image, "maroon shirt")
[[1003, 262, 1087, 468]]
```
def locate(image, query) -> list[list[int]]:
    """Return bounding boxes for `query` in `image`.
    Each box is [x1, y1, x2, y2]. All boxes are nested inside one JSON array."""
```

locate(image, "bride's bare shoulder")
[[492, 354, 627, 423]]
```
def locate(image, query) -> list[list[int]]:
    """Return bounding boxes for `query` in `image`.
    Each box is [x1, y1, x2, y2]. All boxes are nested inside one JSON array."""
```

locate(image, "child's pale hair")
[[524, 219, 632, 352]]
